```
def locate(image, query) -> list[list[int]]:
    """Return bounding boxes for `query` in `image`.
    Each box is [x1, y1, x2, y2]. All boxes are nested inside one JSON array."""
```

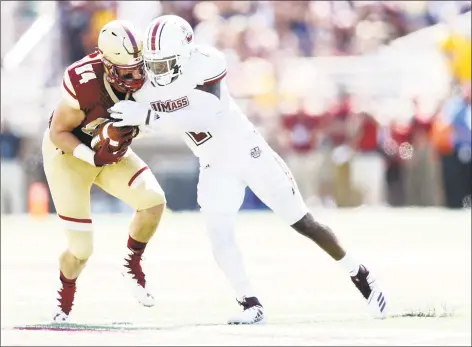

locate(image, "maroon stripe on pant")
[[128, 166, 149, 187], [58, 214, 92, 224]]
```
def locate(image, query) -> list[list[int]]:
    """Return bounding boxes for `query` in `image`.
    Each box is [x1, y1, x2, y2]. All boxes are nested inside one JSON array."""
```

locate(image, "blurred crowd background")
[[1, 1, 471, 214]]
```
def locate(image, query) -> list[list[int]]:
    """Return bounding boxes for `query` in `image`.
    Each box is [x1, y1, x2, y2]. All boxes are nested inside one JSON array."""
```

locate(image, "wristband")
[[73, 144, 96, 166]]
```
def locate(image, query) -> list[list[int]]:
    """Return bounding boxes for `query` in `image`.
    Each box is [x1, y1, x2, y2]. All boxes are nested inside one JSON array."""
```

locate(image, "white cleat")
[[351, 265, 388, 319], [367, 289, 388, 319], [126, 277, 155, 307], [121, 251, 155, 307], [53, 311, 70, 323], [228, 296, 267, 325]]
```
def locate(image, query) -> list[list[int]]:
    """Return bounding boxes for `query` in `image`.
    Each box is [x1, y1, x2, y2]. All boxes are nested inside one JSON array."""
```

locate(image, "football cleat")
[[121, 248, 155, 307], [228, 296, 266, 325], [351, 265, 388, 319], [53, 311, 70, 323]]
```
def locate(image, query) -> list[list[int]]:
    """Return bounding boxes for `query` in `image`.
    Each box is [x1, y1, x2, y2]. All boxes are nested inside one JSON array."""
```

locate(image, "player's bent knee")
[[69, 240, 93, 261], [66, 230, 94, 261], [134, 188, 166, 211], [138, 202, 165, 221], [291, 212, 331, 239], [142, 202, 165, 214]]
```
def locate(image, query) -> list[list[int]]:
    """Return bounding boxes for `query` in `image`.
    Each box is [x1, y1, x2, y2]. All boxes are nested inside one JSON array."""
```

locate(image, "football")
[[91, 120, 138, 152]]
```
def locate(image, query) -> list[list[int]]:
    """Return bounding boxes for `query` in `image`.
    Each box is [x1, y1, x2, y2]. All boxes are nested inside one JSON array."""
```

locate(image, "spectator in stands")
[[402, 97, 444, 206], [434, 83, 472, 208], [350, 109, 385, 205], [50, 0, 465, 210], [380, 120, 411, 206], [438, 29, 471, 85], [1, 119, 26, 214], [88, 2, 117, 49], [404, 115, 443, 207], [279, 97, 325, 202], [322, 87, 358, 207], [59, 1, 117, 67], [58, 1, 93, 65]]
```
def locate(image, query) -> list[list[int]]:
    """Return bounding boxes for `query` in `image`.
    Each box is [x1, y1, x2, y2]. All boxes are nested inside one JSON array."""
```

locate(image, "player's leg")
[[95, 149, 166, 307], [198, 164, 265, 324], [244, 144, 388, 318], [42, 132, 100, 321]]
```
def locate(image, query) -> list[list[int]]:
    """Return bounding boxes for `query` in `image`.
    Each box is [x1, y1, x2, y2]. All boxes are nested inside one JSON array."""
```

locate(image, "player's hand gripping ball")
[[91, 120, 138, 152]]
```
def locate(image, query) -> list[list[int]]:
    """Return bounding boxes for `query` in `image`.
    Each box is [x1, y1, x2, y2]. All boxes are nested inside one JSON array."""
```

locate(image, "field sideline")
[[1, 208, 471, 345]]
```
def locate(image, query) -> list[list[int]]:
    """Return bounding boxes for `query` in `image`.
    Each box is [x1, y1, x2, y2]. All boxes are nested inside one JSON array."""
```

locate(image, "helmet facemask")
[[102, 55, 145, 94], [144, 55, 181, 86]]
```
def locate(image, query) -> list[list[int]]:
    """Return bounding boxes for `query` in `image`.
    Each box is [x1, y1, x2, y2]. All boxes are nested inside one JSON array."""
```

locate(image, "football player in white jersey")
[[109, 15, 388, 324]]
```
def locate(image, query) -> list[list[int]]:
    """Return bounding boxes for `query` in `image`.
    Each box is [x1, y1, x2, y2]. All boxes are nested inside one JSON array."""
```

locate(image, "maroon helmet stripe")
[[150, 19, 162, 51], [121, 24, 139, 58]]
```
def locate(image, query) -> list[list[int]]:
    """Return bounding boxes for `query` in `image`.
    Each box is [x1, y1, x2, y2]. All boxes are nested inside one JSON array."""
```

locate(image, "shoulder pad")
[[61, 68, 80, 109], [191, 45, 227, 86], [65, 55, 103, 110]]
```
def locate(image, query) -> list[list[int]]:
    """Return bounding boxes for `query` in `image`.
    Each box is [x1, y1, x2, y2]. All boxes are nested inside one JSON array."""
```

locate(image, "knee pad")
[[66, 230, 94, 260]]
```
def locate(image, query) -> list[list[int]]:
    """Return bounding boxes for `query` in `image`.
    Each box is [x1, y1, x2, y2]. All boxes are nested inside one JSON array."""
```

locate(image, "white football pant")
[[198, 132, 309, 298]]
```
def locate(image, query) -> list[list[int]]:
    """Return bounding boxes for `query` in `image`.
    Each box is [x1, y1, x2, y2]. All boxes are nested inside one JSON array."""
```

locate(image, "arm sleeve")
[[61, 69, 81, 110]]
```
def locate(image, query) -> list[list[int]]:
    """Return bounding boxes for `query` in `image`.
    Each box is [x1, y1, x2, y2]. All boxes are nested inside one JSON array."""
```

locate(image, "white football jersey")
[[133, 45, 257, 163]]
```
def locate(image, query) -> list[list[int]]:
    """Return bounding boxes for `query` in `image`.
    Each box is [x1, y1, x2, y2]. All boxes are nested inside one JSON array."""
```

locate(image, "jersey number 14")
[[75, 64, 97, 84]]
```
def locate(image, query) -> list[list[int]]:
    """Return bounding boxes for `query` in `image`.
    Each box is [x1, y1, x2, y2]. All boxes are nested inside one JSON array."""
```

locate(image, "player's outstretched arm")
[[109, 90, 221, 131]]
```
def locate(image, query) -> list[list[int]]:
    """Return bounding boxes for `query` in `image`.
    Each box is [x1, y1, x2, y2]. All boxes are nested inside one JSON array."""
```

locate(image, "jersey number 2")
[[75, 64, 97, 84], [186, 132, 212, 146]]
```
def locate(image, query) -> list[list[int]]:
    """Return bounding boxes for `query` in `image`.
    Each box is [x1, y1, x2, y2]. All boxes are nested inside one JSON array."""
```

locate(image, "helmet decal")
[[180, 24, 193, 44], [121, 23, 139, 58]]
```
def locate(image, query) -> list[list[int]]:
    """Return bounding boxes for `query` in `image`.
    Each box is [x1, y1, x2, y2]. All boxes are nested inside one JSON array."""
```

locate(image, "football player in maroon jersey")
[[43, 20, 166, 322]]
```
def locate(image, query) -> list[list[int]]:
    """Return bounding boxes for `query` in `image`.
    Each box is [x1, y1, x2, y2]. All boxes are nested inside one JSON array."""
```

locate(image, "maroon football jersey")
[[50, 51, 132, 148]]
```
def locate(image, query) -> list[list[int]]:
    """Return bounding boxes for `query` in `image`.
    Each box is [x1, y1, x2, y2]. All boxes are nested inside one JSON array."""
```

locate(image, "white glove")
[[108, 100, 158, 127], [135, 124, 157, 139]]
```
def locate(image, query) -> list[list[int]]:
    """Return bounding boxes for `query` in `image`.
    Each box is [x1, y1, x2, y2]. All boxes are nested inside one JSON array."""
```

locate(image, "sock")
[[127, 236, 147, 256], [60, 271, 77, 286], [58, 271, 77, 315], [125, 236, 147, 287], [337, 253, 361, 276]]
